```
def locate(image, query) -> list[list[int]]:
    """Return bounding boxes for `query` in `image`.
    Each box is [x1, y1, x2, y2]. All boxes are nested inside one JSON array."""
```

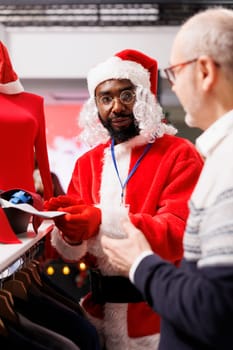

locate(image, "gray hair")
[[178, 7, 233, 80]]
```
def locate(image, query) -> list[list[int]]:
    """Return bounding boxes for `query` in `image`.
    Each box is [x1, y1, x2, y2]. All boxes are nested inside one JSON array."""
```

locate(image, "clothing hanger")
[[0, 278, 19, 332], [0, 289, 15, 335], [14, 270, 32, 290], [3, 278, 28, 301], [31, 260, 43, 284], [20, 246, 43, 288], [31, 259, 44, 280], [29, 258, 85, 316], [0, 289, 14, 306], [0, 294, 18, 323], [21, 262, 42, 288], [2, 255, 28, 301], [1, 250, 42, 301], [0, 317, 8, 336], [31, 258, 40, 270], [13, 253, 32, 290]]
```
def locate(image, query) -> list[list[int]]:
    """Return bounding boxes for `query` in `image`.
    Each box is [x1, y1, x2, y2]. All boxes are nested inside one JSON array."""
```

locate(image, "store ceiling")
[[0, 1, 232, 27]]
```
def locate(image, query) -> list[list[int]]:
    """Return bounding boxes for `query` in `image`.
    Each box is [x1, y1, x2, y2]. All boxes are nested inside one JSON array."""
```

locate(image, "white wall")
[[4, 26, 178, 79]]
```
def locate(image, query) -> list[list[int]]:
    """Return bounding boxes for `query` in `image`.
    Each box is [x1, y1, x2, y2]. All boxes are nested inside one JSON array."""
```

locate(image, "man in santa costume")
[[45, 49, 203, 349]]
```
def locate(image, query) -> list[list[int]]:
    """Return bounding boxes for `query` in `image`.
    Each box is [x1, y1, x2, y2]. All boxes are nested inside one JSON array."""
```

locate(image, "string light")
[[62, 265, 71, 275], [78, 261, 87, 271], [46, 265, 55, 275]]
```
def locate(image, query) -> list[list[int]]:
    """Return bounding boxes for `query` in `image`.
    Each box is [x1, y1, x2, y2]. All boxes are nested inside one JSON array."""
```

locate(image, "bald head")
[[172, 7, 233, 82], [168, 7, 233, 130]]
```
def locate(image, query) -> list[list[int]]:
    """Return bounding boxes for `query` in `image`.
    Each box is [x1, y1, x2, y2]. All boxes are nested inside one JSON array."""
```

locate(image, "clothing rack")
[[0, 220, 103, 350], [0, 221, 54, 278]]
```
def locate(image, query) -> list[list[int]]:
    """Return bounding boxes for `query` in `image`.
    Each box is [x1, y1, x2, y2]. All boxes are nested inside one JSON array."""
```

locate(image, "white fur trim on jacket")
[[84, 301, 160, 350], [51, 227, 87, 262]]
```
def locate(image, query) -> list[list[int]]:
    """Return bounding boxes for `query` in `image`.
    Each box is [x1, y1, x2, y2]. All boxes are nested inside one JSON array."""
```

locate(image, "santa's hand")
[[44, 195, 84, 211], [54, 204, 101, 244]]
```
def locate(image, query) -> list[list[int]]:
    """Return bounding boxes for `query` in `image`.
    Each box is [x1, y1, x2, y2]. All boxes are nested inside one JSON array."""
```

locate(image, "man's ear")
[[198, 55, 218, 91]]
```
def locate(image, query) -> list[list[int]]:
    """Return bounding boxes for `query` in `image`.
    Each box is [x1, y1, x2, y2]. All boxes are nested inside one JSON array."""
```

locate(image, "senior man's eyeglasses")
[[95, 90, 136, 107], [164, 58, 198, 86], [164, 57, 220, 86]]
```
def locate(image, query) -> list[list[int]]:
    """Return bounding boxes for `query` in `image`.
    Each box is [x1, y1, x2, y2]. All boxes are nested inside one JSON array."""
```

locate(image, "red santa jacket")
[[52, 133, 203, 348]]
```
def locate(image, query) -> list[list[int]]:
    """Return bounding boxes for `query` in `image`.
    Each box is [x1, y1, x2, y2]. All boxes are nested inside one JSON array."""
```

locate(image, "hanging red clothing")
[[0, 92, 53, 200]]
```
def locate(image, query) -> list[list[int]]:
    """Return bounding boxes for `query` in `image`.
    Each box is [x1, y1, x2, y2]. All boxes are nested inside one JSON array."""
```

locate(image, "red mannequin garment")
[[0, 92, 53, 200], [0, 41, 53, 259]]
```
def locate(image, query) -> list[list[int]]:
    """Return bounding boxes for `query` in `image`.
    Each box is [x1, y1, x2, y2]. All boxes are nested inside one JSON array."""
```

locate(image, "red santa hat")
[[0, 41, 24, 94], [87, 49, 158, 97]]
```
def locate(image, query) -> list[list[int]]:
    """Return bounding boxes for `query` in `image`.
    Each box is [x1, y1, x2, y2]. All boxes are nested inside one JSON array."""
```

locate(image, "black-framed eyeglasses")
[[164, 58, 199, 86], [95, 90, 136, 107]]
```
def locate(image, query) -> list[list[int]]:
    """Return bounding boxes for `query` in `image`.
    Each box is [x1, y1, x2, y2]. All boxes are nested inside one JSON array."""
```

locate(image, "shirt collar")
[[196, 110, 233, 158]]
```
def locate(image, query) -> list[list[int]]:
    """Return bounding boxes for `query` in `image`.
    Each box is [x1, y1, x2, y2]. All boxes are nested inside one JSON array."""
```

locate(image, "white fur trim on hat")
[[87, 56, 151, 97], [0, 79, 24, 94]]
